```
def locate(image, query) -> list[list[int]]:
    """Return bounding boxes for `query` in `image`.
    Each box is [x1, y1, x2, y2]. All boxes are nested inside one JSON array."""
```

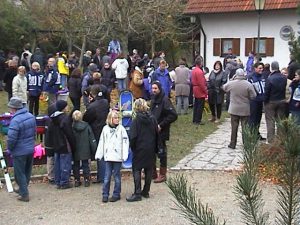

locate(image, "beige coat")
[[222, 76, 256, 116], [12, 74, 27, 103], [174, 65, 190, 96]]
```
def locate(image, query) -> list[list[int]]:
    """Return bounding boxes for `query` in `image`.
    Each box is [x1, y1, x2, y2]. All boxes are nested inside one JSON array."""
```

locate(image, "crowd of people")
[[3, 41, 300, 203]]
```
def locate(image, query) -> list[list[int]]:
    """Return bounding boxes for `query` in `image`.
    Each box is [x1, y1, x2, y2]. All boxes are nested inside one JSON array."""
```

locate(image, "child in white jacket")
[[95, 110, 129, 203]]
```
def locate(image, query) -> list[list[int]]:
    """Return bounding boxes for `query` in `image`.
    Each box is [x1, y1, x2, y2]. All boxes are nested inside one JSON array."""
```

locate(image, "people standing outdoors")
[[83, 85, 110, 184], [57, 52, 69, 89], [92, 48, 102, 71], [107, 39, 121, 61], [129, 60, 145, 99], [264, 61, 287, 143], [151, 60, 172, 97], [111, 53, 129, 92], [223, 48, 236, 68], [81, 63, 99, 108], [0, 50, 6, 91], [72, 110, 97, 187], [247, 62, 266, 140], [191, 56, 207, 125], [7, 97, 36, 202], [150, 81, 177, 183], [30, 48, 46, 72], [82, 50, 92, 73], [20, 53, 30, 72], [126, 98, 158, 202], [4, 59, 18, 101], [174, 59, 190, 115], [43, 57, 61, 106], [222, 69, 257, 149], [100, 62, 116, 95], [27, 62, 44, 116], [289, 69, 300, 125], [67, 52, 78, 75], [68, 68, 82, 111], [12, 66, 27, 105], [48, 100, 75, 189], [246, 51, 255, 75], [95, 110, 129, 203], [207, 61, 227, 123]]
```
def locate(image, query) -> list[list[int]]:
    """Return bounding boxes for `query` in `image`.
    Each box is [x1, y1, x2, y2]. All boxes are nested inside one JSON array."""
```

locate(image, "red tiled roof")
[[185, 0, 299, 14]]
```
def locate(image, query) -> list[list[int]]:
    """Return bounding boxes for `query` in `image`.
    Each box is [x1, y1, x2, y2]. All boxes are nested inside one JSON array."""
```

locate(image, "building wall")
[[198, 9, 298, 70]]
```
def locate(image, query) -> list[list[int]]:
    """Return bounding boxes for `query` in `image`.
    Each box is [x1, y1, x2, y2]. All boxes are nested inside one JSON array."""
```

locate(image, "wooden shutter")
[[213, 38, 221, 56], [266, 38, 274, 56], [245, 38, 253, 56], [232, 38, 240, 56]]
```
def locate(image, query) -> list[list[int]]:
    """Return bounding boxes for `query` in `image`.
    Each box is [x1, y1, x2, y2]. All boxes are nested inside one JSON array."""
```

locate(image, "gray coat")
[[174, 65, 190, 96], [208, 70, 227, 105], [223, 76, 256, 116]]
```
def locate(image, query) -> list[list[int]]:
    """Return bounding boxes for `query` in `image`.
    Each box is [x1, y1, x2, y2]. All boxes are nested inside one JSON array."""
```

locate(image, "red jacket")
[[192, 66, 207, 98]]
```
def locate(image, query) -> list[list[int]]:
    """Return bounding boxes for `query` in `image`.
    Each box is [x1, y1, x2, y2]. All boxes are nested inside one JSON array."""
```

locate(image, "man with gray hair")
[[264, 61, 287, 143]]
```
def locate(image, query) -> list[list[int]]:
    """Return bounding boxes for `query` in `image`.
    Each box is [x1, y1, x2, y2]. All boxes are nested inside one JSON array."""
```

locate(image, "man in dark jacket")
[[287, 54, 300, 80], [264, 61, 287, 143], [150, 81, 177, 183], [247, 62, 266, 140], [7, 97, 36, 202], [100, 62, 116, 94], [83, 84, 109, 183], [30, 48, 46, 71]]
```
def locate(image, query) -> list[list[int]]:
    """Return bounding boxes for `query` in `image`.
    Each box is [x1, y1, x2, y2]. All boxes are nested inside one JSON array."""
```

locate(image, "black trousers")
[[70, 97, 81, 111], [132, 166, 153, 195], [209, 103, 222, 119], [193, 98, 205, 123], [29, 95, 40, 116]]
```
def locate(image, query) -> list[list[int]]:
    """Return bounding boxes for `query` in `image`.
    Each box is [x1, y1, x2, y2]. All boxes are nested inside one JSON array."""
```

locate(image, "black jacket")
[[68, 76, 82, 99], [150, 91, 177, 141], [130, 112, 157, 169], [264, 71, 287, 103], [4, 67, 17, 94], [100, 68, 116, 90], [288, 60, 300, 80], [83, 97, 109, 142]]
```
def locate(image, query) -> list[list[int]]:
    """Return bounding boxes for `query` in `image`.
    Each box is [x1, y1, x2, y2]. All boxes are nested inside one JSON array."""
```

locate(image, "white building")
[[185, 0, 299, 70]]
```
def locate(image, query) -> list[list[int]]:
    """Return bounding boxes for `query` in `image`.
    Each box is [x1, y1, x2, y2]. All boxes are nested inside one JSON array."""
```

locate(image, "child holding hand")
[[95, 110, 129, 203]]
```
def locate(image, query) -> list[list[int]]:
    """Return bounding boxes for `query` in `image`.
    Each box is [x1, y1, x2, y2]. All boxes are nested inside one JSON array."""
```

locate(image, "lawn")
[[0, 90, 228, 177]]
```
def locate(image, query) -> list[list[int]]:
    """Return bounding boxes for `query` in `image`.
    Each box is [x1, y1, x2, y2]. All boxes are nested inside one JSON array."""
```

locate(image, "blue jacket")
[[43, 68, 61, 94], [246, 56, 254, 75], [27, 70, 44, 96], [264, 71, 287, 103], [289, 80, 300, 111], [248, 72, 266, 102], [151, 68, 172, 97], [7, 108, 36, 156]]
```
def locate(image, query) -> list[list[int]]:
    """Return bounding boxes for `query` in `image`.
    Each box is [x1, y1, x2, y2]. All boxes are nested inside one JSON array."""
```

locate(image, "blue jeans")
[[102, 161, 122, 198], [96, 159, 105, 182], [176, 96, 189, 115], [117, 79, 126, 92], [54, 153, 72, 186], [60, 74, 67, 88], [13, 153, 33, 197]]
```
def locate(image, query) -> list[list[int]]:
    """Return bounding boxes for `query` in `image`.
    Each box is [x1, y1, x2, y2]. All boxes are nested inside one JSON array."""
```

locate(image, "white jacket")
[[95, 124, 129, 162], [111, 58, 129, 79], [12, 74, 28, 103]]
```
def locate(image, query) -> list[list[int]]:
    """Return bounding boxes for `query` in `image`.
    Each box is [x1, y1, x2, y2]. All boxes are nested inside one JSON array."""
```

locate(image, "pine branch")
[[166, 174, 226, 225], [234, 125, 269, 225]]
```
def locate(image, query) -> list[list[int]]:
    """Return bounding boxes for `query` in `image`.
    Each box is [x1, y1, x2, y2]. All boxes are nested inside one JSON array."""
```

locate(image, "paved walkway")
[[172, 117, 267, 171]]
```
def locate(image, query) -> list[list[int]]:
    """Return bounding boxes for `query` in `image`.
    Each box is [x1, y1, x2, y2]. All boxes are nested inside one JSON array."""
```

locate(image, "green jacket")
[[72, 120, 97, 161]]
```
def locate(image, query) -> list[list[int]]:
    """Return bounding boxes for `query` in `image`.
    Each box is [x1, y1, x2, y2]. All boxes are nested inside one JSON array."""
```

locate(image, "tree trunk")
[[79, 35, 87, 68], [67, 36, 73, 56], [119, 33, 128, 55], [151, 35, 156, 57]]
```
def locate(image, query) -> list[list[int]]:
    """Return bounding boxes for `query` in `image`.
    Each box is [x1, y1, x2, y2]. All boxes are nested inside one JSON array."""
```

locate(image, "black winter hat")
[[56, 100, 67, 112]]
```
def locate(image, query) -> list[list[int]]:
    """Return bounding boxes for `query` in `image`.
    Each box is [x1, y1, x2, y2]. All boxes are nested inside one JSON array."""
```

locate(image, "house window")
[[213, 38, 240, 57], [245, 37, 274, 57]]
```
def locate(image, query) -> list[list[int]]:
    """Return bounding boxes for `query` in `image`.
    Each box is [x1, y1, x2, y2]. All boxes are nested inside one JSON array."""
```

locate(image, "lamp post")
[[190, 15, 196, 61], [254, 0, 266, 61]]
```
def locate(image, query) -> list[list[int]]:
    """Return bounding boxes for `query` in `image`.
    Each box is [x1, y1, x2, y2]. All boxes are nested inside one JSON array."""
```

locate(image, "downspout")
[[198, 16, 207, 67]]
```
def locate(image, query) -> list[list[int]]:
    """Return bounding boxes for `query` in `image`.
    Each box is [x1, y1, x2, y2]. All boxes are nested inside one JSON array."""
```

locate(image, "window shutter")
[[232, 38, 240, 56], [266, 38, 274, 56], [245, 38, 253, 56], [213, 38, 221, 56]]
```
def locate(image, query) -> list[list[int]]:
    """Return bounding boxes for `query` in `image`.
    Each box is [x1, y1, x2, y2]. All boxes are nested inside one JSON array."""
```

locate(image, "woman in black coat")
[[4, 60, 18, 101], [68, 68, 82, 110], [126, 98, 158, 202], [207, 60, 227, 123]]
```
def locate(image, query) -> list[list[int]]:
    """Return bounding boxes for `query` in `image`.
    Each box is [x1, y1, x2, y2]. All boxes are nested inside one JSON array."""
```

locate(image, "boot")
[[209, 116, 216, 122], [84, 177, 90, 187], [154, 167, 167, 183], [74, 180, 82, 187], [152, 167, 158, 180]]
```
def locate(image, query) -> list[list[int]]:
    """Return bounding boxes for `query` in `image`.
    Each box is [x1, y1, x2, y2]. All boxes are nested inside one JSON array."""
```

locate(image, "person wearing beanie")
[[222, 69, 257, 149], [83, 84, 109, 184], [7, 97, 36, 202], [47, 100, 75, 189], [150, 81, 177, 183], [264, 61, 287, 143]]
